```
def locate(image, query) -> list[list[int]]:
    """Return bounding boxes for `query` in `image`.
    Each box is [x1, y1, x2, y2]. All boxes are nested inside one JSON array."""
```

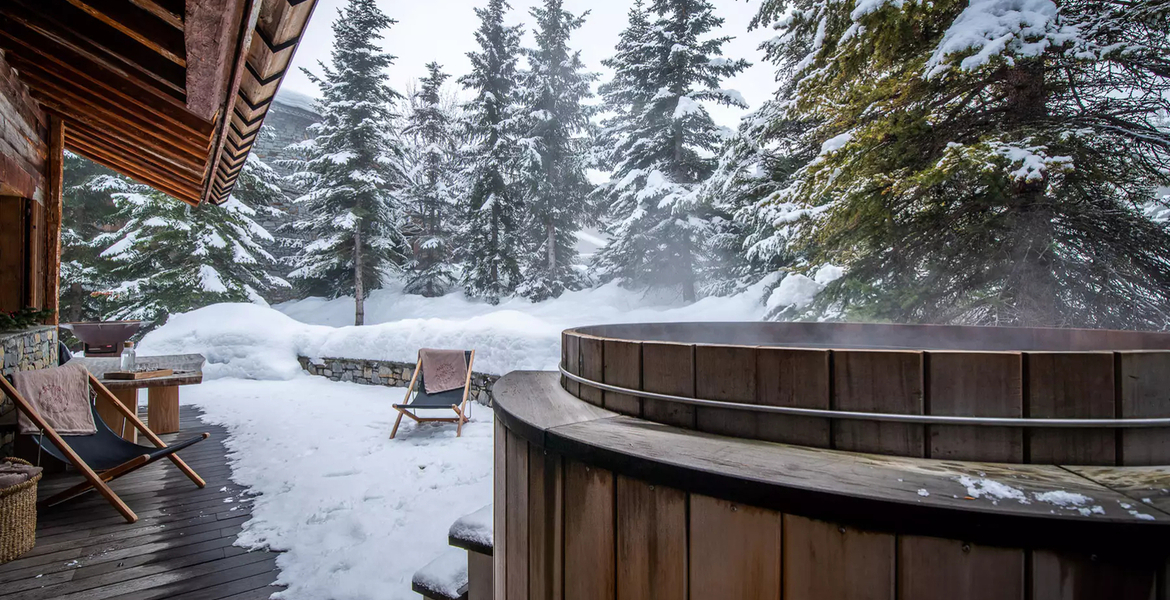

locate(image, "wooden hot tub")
[[492, 322, 1170, 600]]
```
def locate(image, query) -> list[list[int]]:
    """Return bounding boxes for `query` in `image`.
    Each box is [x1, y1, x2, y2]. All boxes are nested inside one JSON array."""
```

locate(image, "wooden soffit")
[[0, 0, 318, 206]]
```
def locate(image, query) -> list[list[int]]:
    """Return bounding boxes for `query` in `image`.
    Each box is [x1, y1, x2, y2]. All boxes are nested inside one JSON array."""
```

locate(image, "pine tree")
[[286, 0, 408, 324], [456, 0, 524, 304], [750, 0, 1170, 329], [59, 153, 124, 324], [234, 153, 296, 282], [592, 0, 749, 302], [700, 103, 818, 297], [402, 63, 460, 297], [514, 0, 598, 301], [95, 190, 285, 327]]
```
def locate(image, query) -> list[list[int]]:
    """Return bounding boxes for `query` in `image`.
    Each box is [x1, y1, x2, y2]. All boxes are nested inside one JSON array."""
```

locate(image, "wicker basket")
[[0, 457, 41, 564]]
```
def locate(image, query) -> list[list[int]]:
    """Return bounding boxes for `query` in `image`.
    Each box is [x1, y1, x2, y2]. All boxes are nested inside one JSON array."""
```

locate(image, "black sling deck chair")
[[391, 350, 476, 439], [0, 368, 209, 523]]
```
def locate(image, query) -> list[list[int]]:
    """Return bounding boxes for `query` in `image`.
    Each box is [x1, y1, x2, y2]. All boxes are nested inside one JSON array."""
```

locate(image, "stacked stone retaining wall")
[[1, 326, 58, 455], [298, 356, 498, 406]]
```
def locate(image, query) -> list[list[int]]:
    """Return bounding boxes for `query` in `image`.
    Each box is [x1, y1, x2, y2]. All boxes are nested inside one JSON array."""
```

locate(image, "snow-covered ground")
[[183, 377, 493, 600]]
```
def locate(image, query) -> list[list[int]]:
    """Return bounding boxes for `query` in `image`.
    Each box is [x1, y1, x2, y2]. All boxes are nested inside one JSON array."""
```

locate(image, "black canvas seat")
[[391, 350, 476, 438], [0, 367, 209, 523], [33, 402, 206, 471]]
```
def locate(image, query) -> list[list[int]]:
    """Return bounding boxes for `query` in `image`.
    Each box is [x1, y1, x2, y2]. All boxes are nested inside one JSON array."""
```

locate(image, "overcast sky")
[[280, 0, 778, 128]]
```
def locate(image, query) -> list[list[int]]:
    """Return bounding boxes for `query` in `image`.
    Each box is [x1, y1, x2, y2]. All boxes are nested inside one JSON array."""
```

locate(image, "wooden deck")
[[0, 406, 282, 600]]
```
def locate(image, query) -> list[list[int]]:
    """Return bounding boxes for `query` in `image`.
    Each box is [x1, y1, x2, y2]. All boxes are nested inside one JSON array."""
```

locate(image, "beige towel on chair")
[[420, 349, 468, 395], [14, 362, 97, 435]]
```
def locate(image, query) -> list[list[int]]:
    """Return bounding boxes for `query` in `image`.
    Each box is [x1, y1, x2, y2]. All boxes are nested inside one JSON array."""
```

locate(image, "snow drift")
[[140, 279, 780, 380]]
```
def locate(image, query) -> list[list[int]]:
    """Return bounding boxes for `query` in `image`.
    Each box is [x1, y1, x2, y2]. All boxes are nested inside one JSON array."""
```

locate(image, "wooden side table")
[[72, 355, 204, 442]]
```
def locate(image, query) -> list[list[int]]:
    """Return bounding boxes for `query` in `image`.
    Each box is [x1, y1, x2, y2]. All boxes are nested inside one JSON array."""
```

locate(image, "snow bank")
[[138, 303, 330, 380], [184, 378, 492, 600], [142, 279, 772, 379]]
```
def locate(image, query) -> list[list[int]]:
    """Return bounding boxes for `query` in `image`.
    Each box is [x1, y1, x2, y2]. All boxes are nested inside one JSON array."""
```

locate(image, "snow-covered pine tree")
[[514, 0, 598, 301], [95, 189, 284, 327], [594, 0, 654, 168], [751, 0, 1170, 329], [59, 153, 125, 324], [402, 62, 460, 297], [233, 154, 286, 217], [592, 0, 749, 302], [286, 0, 408, 324], [700, 98, 818, 298], [456, 0, 524, 304]]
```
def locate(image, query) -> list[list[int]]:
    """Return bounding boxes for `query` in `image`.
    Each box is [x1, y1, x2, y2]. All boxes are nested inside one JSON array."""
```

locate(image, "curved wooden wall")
[[494, 371, 1170, 600], [561, 323, 1170, 465]]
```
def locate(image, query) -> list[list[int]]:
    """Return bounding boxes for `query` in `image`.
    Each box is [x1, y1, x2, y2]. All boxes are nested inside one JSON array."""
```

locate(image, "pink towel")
[[14, 362, 97, 435], [421, 349, 468, 395]]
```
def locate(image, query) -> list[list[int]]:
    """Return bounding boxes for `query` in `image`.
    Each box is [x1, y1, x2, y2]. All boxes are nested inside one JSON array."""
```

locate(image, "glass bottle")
[[120, 341, 136, 372]]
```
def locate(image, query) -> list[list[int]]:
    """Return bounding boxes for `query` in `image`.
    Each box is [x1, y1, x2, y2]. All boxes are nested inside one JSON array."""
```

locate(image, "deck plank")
[[0, 406, 282, 600]]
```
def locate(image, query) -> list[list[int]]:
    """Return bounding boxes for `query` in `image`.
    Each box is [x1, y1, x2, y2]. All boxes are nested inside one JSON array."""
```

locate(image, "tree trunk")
[[490, 204, 499, 288], [353, 224, 365, 326], [1002, 60, 1055, 326], [67, 282, 83, 322], [546, 216, 556, 277]]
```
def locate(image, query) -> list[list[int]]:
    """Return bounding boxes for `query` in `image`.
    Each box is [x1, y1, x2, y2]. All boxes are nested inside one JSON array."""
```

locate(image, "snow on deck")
[[182, 377, 493, 600]]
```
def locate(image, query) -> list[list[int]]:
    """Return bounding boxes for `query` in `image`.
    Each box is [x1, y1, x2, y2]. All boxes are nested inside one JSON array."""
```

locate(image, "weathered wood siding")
[[0, 48, 52, 315], [0, 49, 48, 202]]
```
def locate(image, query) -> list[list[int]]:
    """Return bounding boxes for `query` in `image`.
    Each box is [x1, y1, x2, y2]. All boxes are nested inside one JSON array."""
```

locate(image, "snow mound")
[[139, 278, 773, 380], [138, 303, 328, 380], [957, 475, 1030, 505], [766, 266, 842, 313]]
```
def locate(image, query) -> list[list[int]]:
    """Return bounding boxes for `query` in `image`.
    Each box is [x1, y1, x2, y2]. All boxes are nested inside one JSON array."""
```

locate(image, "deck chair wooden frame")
[[0, 372, 208, 523], [391, 350, 476, 439]]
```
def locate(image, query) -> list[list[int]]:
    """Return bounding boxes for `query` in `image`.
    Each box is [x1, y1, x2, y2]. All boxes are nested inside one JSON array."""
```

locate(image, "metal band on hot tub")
[[560, 366, 1170, 428]]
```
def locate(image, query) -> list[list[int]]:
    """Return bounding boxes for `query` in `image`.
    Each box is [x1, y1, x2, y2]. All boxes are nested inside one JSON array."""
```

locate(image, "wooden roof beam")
[[128, 0, 184, 31], [66, 137, 201, 205], [15, 64, 209, 167], [1, 0, 187, 100], [65, 120, 204, 185], [62, 0, 187, 67], [30, 90, 207, 170], [65, 128, 203, 189], [0, 17, 212, 138], [9, 55, 210, 150], [185, 0, 249, 121]]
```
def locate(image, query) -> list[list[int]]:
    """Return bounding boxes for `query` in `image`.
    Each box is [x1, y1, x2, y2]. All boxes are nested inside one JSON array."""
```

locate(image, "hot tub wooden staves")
[[496, 321, 1170, 600]]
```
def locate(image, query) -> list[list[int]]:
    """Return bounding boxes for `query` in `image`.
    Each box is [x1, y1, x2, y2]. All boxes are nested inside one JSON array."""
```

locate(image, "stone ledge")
[[297, 356, 498, 406], [1, 325, 58, 454]]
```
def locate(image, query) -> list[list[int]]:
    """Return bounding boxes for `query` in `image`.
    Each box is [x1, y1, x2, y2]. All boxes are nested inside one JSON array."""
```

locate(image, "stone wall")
[[1, 326, 58, 455], [298, 356, 498, 406]]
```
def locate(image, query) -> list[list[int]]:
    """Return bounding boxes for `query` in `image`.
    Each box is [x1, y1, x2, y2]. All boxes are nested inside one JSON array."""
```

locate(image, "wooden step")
[[412, 547, 468, 600]]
